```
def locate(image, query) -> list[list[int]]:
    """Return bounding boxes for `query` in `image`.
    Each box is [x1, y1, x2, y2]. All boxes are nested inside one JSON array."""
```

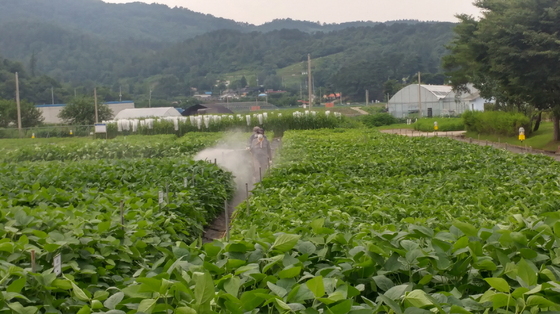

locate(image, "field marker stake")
[[246, 183, 250, 215], [31, 250, 36, 272], [224, 200, 229, 241], [120, 200, 124, 230]]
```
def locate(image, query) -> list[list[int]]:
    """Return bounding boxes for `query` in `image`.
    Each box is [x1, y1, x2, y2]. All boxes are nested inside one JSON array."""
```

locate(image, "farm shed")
[[182, 104, 234, 116], [388, 85, 489, 118], [113, 107, 182, 120], [37, 101, 135, 124]]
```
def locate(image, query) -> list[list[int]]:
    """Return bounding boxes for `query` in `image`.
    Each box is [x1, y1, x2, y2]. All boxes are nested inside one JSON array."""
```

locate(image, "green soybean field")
[[2, 129, 560, 313]]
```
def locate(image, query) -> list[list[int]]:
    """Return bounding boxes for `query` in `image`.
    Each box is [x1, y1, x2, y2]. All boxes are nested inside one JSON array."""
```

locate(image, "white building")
[[113, 107, 182, 120], [37, 101, 135, 124], [388, 85, 490, 118]]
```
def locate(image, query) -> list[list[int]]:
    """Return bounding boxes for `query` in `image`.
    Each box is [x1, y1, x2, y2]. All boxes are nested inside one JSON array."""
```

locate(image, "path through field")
[[201, 137, 282, 242], [381, 129, 560, 161]]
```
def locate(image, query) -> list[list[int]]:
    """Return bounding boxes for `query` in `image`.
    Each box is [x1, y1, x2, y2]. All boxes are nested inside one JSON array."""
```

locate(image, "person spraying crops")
[[250, 133, 272, 182]]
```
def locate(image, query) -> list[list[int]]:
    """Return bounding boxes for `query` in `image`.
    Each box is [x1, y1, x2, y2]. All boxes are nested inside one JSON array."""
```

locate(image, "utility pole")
[[15, 72, 22, 137], [308, 54, 312, 109], [119, 86, 122, 102], [148, 89, 152, 108], [51, 86, 54, 105], [365, 89, 369, 106], [418, 72, 422, 117], [94, 87, 99, 124]]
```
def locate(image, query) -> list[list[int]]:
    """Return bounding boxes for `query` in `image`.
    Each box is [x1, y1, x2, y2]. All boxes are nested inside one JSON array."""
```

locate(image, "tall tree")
[[0, 99, 43, 128], [444, 0, 560, 139], [59, 96, 113, 125]]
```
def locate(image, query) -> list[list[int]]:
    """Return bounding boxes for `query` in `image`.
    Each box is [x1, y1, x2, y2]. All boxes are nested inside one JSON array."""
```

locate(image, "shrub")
[[361, 113, 399, 127], [462, 111, 530, 136]]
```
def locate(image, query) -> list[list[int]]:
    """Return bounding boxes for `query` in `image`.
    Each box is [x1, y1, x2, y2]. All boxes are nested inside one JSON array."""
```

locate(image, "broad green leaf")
[[306, 276, 325, 298], [271, 234, 301, 253], [526, 295, 556, 308], [450, 305, 473, 314], [484, 278, 510, 293], [97, 221, 111, 233], [176, 306, 197, 314], [517, 259, 537, 287], [7, 277, 26, 294], [7, 302, 38, 314], [137, 298, 158, 314], [267, 282, 288, 298], [404, 290, 433, 308], [373, 275, 394, 291], [377, 295, 402, 314], [490, 293, 515, 310], [77, 305, 91, 314], [279, 266, 301, 279], [384, 284, 411, 301], [327, 299, 352, 314], [194, 272, 214, 305], [52, 279, 72, 290], [103, 292, 124, 310], [453, 221, 478, 237], [71, 281, 90, 302], [310, 218, 325, 233], [223, 277, 241, 297]]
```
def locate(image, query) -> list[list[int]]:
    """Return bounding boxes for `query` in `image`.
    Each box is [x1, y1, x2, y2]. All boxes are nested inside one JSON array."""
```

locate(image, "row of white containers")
[[103, 111, 341, 132]]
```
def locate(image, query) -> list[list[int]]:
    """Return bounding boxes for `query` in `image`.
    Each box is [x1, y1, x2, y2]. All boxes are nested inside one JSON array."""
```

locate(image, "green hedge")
[[360, 113, 402, 127], [462, 110, 530, 136], [413, 118, 464, 132]]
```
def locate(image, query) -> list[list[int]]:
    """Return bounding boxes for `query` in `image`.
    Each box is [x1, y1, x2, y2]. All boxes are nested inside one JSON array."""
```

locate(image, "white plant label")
[[53, 253, 62, 276]]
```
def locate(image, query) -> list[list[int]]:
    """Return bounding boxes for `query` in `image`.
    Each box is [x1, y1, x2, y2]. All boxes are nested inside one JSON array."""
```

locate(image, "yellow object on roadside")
[[519, 134, 525, 141]]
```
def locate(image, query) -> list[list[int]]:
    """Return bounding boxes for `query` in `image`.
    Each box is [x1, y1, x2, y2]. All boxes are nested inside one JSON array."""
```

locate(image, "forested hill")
[[0, 0, 426, 43]]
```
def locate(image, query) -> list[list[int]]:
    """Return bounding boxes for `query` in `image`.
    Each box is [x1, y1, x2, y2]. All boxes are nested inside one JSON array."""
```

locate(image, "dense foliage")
[[443, 0, 560, 139], [360, 113, 400, 127], [462, 111, 530, 136], [0, 133, 222, 162], [3, 129, 560, 313]]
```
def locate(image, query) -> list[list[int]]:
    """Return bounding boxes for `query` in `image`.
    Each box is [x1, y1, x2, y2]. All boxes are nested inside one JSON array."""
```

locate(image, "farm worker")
[[519, 126, 525, 142], [250, 133, 272, 182], [247, 126, 261, 149]]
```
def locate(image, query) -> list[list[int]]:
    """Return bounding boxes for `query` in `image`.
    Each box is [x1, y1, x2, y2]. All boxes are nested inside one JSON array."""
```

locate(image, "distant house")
[[182, 104, 234, 116], [36, 100, 135, 124]]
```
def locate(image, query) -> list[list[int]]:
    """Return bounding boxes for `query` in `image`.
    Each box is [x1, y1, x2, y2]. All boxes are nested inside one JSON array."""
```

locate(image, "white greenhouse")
[[113, 107, 182, 120], [388, 84, 490, 118]]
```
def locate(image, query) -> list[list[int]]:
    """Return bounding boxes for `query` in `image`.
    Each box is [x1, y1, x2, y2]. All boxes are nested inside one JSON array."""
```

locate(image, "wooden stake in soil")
[[120, 200, 124, 230], [224, 200, 229, 241], [246, 183, 250, 215], [31, 250, 36, 272], [259, 167, 262, 182]]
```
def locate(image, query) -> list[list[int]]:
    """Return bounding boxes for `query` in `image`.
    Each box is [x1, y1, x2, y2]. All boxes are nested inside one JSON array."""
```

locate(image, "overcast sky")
[[103, 0, 481, 25]]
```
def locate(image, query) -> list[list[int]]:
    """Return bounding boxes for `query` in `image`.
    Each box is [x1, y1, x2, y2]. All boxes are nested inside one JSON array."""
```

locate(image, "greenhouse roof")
[[113, 107, 182, 120], [421, 85, 453, 99]]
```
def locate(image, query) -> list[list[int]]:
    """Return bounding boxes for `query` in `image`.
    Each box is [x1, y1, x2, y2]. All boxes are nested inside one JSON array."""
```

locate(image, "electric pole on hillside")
[[308, 54, 312, 109], [15, 72, 22, 137], [119, 86, 122, 102], [366, 90, 369, 106], [418, 72, 422, 117], [51, 86, 54, 105], [94, 87, 99, 124]]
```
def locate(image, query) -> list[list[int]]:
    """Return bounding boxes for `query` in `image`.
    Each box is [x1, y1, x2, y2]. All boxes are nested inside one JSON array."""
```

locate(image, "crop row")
[[0, 157, 234, 313], [0, 133, 222, 162], [106, 111, 346, 138]]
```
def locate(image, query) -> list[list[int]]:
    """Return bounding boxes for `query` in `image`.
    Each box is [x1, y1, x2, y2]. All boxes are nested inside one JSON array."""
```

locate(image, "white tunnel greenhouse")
[[387, 84, 489, 118], [113, 107, 182, 120]]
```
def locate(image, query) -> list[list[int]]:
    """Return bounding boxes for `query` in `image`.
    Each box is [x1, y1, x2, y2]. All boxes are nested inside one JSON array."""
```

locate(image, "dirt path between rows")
[[202, 138, 282, 242], [351, 107, 369, 115], [380, 129, 560, 161]]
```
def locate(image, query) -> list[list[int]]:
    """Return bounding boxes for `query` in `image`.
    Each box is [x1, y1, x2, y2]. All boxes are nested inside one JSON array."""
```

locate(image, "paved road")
[[380, 129, 560, 161]]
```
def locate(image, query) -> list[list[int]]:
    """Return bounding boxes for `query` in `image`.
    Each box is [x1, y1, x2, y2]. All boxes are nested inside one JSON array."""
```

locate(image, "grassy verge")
[[465, 121, 559, 151], [375, 123, 414, 130]]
